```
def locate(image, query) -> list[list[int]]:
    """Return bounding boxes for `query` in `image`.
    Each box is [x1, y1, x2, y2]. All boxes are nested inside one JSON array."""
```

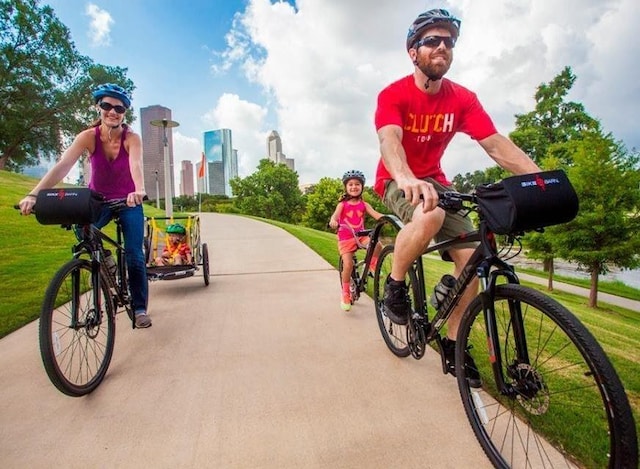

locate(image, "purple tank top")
[[88, 126, 135, 200]]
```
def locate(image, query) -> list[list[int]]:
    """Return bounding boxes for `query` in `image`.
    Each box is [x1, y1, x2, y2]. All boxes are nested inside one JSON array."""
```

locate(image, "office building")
[[140, 105, 175, 202], [200, 129, 238, 196], [267, 130, 295, 171], [180, 160, 194, 196]]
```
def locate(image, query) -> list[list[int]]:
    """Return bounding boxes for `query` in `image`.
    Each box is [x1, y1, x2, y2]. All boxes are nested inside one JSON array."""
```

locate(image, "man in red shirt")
[[375, 8, 540, 385]]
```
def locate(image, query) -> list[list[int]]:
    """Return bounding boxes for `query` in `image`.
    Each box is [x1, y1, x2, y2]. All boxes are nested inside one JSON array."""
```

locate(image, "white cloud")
[[85, 4, 113, 47], [210, 0, 640, 185]]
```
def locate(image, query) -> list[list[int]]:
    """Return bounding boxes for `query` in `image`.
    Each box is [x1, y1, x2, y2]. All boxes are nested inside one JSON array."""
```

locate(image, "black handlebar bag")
[[475, 170, 579, 235], [35, 188, 105, 225]]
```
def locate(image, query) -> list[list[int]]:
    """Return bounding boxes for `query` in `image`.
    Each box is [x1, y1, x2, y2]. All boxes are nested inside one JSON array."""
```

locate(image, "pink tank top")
[[88, 126, 135, 200], [337, 199, 366, 241]]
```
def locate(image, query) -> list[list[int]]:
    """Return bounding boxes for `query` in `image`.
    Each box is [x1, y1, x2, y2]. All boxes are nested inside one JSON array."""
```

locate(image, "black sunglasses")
[[414, 35, 456, 50], [98, 101, 127, 114]]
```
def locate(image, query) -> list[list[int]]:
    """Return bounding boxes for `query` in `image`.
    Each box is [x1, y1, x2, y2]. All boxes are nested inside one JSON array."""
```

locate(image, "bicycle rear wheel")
[[373, 244, 419, 357], [39, 259, 116, 397], [202, 242, 210, 286], [457, 283, 637, 469]]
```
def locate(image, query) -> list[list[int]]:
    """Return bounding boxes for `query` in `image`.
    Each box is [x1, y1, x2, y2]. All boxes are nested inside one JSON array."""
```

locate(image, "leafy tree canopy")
[[509, 66, 599, 166], [302, 177, 342, 231], [230, 159, 304, 223], [0, 0, 134, 171]]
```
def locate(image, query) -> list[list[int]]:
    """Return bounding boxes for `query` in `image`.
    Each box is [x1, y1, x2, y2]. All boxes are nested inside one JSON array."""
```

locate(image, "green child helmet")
[[166, 223, 186, 235]]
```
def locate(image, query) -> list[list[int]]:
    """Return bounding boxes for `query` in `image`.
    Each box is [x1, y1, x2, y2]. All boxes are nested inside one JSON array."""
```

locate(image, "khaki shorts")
[[382, 178, 478, 261]]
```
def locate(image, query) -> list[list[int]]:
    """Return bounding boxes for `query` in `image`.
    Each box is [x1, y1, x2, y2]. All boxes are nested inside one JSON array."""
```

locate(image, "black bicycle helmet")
[[406, 9, 461, 51], [342, 170, 365, 185], [92, 83, 132, 108]]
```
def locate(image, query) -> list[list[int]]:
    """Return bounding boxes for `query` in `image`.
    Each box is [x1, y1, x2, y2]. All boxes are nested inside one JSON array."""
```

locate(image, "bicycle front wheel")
[[457, 283, 637, 469], [373, 244, 419, 357], [39, 259, 116, 397]]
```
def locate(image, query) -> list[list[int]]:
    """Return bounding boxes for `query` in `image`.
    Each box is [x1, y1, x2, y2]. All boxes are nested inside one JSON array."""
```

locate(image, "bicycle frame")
[[72, 213, 133, 327], [404, 211, 533, 395], [345, 215, 402, 297]]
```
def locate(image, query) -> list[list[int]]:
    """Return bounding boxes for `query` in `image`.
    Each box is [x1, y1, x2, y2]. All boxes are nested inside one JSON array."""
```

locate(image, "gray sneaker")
[[135, 312, 152, 328]]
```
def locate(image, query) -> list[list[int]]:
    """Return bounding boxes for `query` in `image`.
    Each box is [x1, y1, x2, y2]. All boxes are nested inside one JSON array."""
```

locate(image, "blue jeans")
[[94, 204, 148, 313]]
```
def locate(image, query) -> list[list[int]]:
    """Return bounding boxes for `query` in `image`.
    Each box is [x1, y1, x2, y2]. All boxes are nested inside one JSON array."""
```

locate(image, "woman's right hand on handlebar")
[[18, 194, 37, 216]]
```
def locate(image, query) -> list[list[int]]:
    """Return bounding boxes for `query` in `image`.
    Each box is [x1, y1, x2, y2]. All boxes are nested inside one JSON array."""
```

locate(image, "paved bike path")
[[0, 213, 490, 468]]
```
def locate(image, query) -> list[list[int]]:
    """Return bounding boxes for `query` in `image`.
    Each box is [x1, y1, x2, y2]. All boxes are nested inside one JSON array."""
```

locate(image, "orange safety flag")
[[198, 152, 205, 178]]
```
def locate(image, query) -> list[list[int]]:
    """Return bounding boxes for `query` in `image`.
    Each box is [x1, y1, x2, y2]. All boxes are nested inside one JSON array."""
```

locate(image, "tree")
[[556, 132, 640, 307], [0, 0, 134, 171], [302, 177, 342, 230], [451, 166, 506, 193], [510, 67, 599, 166], [508, 67, 600, 287], [230, 159, 304, 223]]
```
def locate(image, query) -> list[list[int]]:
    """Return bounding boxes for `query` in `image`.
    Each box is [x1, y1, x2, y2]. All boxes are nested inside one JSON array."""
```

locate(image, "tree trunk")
[[589, 270, 598, 308], [547, 258, 554, 291], [0, 155, 7, 170]]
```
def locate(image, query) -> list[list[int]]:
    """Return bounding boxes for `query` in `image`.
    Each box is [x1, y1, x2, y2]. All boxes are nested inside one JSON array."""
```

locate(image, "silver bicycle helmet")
[[92, 83, 132, 108], [342, 170, 365, 185], [406, 9, 461, 51]]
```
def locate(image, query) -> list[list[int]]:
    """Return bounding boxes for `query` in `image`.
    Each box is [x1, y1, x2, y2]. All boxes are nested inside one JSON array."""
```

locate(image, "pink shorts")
[[338, 236, 369, 256]]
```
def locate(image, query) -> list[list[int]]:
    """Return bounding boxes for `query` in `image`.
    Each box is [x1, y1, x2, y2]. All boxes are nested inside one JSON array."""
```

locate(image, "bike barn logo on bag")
[[519, 174, 561, 191], [48, 189, 80, 200]]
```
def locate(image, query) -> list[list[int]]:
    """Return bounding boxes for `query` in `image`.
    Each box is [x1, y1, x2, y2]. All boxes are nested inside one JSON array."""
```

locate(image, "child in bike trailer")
[[329, 170, 383, 311], [155, 223, 192, 266]]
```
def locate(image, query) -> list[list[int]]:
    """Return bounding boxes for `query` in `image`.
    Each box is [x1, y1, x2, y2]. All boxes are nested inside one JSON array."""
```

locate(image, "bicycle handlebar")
[[398, 189, 476, 213], [14, 196, 148, 213]]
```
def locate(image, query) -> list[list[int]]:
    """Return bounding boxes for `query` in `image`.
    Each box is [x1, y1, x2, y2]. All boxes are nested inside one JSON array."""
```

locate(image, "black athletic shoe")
[[442, 337, 482, 388], [383, 276, 410, 326]]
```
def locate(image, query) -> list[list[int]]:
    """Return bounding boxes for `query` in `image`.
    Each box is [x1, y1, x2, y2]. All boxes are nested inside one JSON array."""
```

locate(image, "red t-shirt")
[[374, 75, 497, 196]]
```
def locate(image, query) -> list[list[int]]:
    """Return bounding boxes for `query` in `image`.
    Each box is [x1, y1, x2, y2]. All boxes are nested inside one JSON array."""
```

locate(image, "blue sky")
[[45, 0, 640, 189]]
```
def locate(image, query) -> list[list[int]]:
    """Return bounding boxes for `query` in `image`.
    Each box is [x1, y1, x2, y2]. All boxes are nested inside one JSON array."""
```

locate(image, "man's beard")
[[418, 60, 451, 81]]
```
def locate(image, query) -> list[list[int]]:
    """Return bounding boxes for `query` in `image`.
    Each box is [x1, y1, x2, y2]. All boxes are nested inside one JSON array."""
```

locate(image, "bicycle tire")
[[350, 254, 361, 303], [202, 242, 210, 286], [456, 283, 637, 469], [373, 244, 417, 357], [39, 259, 116, 397]]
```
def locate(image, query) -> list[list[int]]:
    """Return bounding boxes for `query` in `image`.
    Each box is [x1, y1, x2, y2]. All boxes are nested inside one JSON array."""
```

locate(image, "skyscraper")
[[180, 160, 194, 196], [266, 130, 295, 171], [140, 105, 175, 203], [201, 129, 238, 196]]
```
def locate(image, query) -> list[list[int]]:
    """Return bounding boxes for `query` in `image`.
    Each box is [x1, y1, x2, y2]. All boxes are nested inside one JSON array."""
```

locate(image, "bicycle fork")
[[477, 264, 533, 397]]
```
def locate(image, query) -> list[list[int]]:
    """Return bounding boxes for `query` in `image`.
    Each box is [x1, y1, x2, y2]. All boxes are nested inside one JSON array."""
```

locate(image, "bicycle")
[[19, 189, 145, 396], [372, 172, 638, 468]]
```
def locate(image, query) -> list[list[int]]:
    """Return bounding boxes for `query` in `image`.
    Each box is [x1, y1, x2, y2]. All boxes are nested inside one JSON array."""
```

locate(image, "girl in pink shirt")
[[329, 170, 383, 311]]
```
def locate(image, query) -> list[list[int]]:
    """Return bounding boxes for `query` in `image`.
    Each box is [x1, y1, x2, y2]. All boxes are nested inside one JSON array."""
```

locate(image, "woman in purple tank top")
[[18, 84, 152, 329]]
